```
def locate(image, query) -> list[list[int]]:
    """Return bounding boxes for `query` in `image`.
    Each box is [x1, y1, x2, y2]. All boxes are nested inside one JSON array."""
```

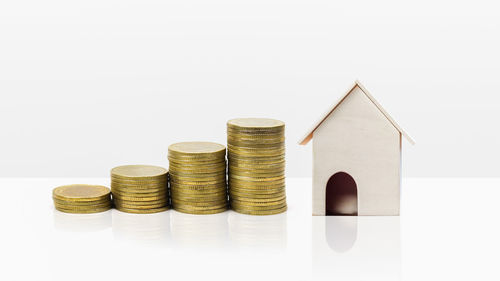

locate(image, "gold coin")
[[171, 196, 226, 202], [229, 183, 285, 191], [112, 184, 167, 191], [169, 161, 226, 170], [53, 200, 112, 209], [169, 165, 226, 172], [229, 195, 286, 203], [229, 186, 285, 193], [54, 200, 112, 208], [228, 149, 285, 158], [172, 203, 228, 211], [171, 197, 227, 205], [228, 169, 285, 177], [232, 205, 287, 215], [170, 181, 226, 188], [228, 139, 284, 146], [228, 154, 285, 163], [228, 125, 284, 132], [229, 174, 285, 182], [171, 186, 226, 193], [168, 171, 225, 178], [111, 181, 167, 187], [111, 178, 168, 186], [228, 159, 285, 166], [111, 165, 168, 179], [52, 184, 111, 202], [54, 205, 111, 214], [229, 189, 285, 196], [111, 179, 167, 187], [170, 191, 226, 197], [111, 184, 167, 191], [168, 141, 225, 156], [172, 201, 227, 209], [228, 143, 285, 150], [170, 179, 226, 186], [111, 187, 168, 196], [230, 201, 286, 210], [53, 196, 111, 205], [112, 194, 168, 201], [228, 186, 285, 195], [171, 190, 226, 197], [229, 180, 285, 186], [230, 197, 286, 206], [230, 192, 286, 200], [174, 206, 227, 215], [229, 161, 285, 169], [229, 190, 285, 196], [113, 197, 168, 204], [169, 173, 226, 180], [227, 135, 285, 142], [115, 206, 169, 214], [227, 118, 284, 130], [114, 202, 168, 209]]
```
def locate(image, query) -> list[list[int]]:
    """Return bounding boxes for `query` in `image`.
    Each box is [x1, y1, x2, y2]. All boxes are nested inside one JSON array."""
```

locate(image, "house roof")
[[298, 80, 415, 145]]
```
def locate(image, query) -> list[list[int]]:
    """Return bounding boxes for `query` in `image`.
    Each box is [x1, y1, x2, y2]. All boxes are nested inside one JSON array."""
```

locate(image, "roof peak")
[[298, 80, 415, 145]]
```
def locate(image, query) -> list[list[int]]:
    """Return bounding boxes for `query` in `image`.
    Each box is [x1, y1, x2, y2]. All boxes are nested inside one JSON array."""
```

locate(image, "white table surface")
[[1, 178, 499, 281]]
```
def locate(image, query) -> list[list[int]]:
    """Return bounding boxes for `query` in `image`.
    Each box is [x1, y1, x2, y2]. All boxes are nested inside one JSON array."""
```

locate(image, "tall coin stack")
[[111, 165, 169, 214], [168, 142, 228, 215], [227, 118, 287, 215], [53, 184, 112, 214]]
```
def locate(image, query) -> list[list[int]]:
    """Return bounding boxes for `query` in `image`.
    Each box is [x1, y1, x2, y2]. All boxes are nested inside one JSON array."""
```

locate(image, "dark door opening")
[[325, 172, 358, 216]]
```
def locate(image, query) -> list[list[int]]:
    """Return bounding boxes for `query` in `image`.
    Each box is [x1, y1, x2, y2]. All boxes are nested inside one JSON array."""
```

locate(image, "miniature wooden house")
[[299, 81, 414, 216]]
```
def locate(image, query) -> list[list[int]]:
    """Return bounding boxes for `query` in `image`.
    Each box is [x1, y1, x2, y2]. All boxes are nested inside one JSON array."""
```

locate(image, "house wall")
[[312, 86, 401, 215]]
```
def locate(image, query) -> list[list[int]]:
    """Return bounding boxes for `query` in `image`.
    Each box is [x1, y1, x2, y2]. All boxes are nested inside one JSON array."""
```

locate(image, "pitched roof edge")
[[298, 80, 415, 145]]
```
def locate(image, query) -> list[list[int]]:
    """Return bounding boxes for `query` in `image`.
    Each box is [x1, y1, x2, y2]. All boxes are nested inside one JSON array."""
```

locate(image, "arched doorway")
[[325, 172, 358, 216]]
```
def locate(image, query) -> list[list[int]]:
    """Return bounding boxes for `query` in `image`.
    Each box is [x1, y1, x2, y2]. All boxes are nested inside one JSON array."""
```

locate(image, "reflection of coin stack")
[[111, 165, 169, 214], [168, 142, 228, 215], [227, 118, 287, 215], [53, 210, 111, 232], [52, 184, 112, 214], [228, 212, 287, 249], [170, 211, 228, 248], [112, 211, 170, 244]]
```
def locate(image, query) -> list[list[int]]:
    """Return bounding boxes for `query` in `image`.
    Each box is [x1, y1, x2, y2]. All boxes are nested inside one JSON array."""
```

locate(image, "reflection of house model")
[[299, 81, 414, 216]]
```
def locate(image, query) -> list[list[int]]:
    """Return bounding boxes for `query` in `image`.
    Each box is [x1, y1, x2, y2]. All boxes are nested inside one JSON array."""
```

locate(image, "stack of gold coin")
[[53, 184, 112, 214], [111, 165, 169, 214], [227, 118, 287, 215], [168, 142, 228, 215]]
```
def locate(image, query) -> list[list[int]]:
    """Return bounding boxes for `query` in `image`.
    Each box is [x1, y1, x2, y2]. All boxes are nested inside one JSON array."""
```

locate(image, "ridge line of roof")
[[298, 80, 415, 145]]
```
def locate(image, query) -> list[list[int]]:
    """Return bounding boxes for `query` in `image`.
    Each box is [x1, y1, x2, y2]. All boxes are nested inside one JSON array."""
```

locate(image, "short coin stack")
[[111, 165, 169, 214], [227, 118, 287, 215], [168, 142, 228, 215], [53, 184, 112, 214]]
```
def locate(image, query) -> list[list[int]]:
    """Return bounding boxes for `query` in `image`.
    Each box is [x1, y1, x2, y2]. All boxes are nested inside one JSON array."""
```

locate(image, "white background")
[[1, 0, 500, 178]]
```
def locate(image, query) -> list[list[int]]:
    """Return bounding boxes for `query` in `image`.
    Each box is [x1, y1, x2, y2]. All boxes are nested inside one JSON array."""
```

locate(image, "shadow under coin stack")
[[168, 142, 228, 214], [227, 118, 287, 215], [111, 165, 169, 214], [52, 184, 112, 214]]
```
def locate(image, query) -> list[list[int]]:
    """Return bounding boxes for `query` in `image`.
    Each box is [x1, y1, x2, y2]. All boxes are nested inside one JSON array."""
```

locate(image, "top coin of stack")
[[111, 165, 169, 214], [168, 142, 228, 215], [53, 184, 112, 214], [227, 118, 287, 215]]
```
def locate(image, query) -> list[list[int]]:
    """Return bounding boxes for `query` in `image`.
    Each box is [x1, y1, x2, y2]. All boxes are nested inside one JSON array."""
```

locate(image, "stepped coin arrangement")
[[111, 165, 169, 214], [168, 142, 228, 214], [53, 184, 112, 214], [227, 118, 287, 215]]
